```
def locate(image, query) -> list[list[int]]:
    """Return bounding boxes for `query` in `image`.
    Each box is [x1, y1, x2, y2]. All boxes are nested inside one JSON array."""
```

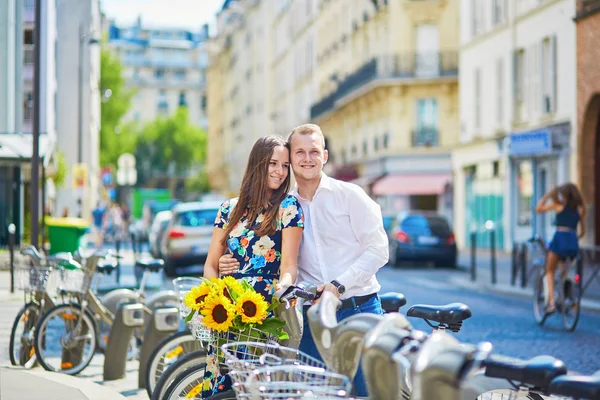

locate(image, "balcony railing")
[[24, 48, 34, 64], [412, 128, 439, 147], [310, 51, 458, 119]]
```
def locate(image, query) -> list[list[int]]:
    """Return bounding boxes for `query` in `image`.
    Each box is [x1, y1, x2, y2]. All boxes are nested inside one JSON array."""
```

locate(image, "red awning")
[[372, 173, 452, 196]]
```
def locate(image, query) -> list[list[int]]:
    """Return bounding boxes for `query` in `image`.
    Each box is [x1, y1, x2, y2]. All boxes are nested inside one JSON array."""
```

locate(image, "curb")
[[450, 277, 600, 313], [0, 367, 128, 400]]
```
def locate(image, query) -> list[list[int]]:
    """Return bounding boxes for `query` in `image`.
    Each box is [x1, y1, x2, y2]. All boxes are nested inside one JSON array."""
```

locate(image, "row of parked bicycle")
[[8, 246, 600, 399]]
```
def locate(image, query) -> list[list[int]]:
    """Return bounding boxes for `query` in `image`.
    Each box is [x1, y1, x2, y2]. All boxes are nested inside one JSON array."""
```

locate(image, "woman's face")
[[267, 145, 290, 192]]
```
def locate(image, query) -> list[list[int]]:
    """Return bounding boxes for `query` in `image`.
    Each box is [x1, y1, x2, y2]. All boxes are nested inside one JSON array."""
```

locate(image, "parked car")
[[161, 201, 221, 277], [388, 212, 457, 267], [149, 210, 172, 258]]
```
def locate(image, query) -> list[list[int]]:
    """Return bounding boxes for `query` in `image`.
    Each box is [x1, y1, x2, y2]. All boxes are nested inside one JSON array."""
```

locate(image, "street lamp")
[[77, 23, 99, 217]]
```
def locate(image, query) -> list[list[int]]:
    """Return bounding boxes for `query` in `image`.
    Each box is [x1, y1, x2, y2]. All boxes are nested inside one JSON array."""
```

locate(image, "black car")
[[389, 212, 457, 267]]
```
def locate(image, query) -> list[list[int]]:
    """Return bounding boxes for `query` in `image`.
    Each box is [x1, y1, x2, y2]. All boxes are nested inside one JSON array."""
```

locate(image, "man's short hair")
[[287, 124, 326, 149]]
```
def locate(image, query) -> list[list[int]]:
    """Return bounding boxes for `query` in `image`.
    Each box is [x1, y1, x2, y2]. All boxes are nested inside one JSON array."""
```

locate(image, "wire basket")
[[172, 277, 204, 319], [221, 341, 327, 399], [14, 264, 55, 292], [188, 314, 211, 343], [211, 327, 278, 366], [245, 365, 352, 399], [56, 268, 90, 295]]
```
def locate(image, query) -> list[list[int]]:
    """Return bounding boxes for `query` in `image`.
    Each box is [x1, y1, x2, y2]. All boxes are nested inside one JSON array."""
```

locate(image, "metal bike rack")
[[138, 306, 180, 389], [103, 303, 145, 381]]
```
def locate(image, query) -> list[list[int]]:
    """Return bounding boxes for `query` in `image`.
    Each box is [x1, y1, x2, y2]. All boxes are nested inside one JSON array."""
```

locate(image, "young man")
[[219, 124, 389, 396]]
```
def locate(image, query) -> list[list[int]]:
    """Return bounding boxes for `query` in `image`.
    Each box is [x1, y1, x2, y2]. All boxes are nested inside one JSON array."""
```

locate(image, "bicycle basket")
[[172, 277, 204, 319], [210, 327, 278, 367], [245, 365, 352, 399], [56, 267, 90, 294], [14, 264, 54, 292], [221, 341, 327, 399], [189, 314, 211, 343]]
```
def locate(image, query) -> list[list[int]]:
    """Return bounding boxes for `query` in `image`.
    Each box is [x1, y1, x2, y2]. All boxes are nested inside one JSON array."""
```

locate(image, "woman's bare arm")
[[278, 226, 303, 289], [203, 227, 227, 279]]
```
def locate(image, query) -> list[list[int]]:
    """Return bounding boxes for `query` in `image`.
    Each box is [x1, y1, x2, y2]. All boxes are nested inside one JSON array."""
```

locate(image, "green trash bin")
[[46, 217, 90, 255]]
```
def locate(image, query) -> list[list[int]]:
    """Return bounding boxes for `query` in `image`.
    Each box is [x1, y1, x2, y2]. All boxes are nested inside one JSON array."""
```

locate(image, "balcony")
[[412, 128, 439, 147], [577, 0, 600, 18], [310, 51, 458, 119]]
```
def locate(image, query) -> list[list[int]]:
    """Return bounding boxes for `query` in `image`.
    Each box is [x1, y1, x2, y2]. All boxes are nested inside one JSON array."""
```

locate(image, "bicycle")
[[528, 236, 583, 331]]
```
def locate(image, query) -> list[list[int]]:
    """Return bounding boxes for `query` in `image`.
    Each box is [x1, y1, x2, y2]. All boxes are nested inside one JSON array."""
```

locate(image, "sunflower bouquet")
[[183, 276, 289, 341]]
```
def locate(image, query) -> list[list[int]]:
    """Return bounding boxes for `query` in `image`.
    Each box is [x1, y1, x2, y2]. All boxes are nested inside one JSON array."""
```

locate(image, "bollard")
[[520, 243, 527, 288], [490, 229, 497, 285], [470, 232, 476, 282], [138, 306, 180, 389], [104, 302, 145, 381], [115, 235, 121, 284], [511, 242, 518, 286], [8, 223, 16, 293]]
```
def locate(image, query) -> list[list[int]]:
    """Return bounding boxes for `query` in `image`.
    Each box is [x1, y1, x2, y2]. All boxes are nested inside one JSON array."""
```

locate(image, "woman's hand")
[[218, 253, 239, 275]]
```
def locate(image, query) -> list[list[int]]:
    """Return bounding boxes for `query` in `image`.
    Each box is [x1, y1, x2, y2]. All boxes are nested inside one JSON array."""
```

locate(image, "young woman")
[[201, 135, 304, 398], [535, 183, 586, 313]]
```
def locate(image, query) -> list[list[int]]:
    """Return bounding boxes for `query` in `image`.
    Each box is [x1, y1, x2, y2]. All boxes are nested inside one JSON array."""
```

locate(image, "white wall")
[[0, 0, 18, 134]]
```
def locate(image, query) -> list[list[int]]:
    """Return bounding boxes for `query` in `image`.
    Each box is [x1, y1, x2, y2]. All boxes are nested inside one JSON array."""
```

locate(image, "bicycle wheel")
[[162, 363, 208, 400], [560, 275, 582, 332], [532, 268, 547, 325], [34, 303, 97, 375], [145, 330, 205, 397], [476, 390, 545, 399], [151, 350, 208, 400], [9, 302, 40, 368]]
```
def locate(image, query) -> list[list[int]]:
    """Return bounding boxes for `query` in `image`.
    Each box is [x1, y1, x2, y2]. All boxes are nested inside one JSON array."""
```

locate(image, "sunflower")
[[183, 283, 213, 311], [201, 294, 236, 332], [235, 290, 268, 324], [221, 276, 246, 298]]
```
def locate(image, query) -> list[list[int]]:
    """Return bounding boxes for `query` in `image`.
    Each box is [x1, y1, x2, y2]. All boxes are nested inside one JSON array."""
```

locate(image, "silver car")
[[161, 201, 221, 277], [149, 210, 172, 258]]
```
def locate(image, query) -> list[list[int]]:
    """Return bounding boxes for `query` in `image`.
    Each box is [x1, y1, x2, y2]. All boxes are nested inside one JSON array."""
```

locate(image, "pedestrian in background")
[[92, 201, 106, 248]]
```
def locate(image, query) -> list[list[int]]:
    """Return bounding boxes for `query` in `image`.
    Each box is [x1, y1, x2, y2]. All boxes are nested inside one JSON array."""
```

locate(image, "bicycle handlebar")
[[278, 285, 316, 302]]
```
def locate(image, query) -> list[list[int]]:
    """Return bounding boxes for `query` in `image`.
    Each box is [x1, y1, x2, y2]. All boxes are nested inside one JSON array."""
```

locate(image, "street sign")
[[101, 166, 113, 187], [509, 129, 551, 156], [118, 153, 136, 169], [72, 163, 88, 189], [117, 168, 137, 186]]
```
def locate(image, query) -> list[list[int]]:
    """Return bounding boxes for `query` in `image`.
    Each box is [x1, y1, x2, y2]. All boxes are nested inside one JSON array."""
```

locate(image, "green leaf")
[[184, 309, 196, 323], [277, 329, 290, 340], [260, 317, 286, 330], [267, 297, 280, 312]]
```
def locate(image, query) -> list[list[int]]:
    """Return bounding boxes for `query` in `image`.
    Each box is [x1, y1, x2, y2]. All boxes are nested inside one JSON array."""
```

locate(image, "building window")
[[23, 92, 33, 121], [514, 49, 525, 121], [474, 69, 481, 132], [155, 69, 165, 79], [496, 59, 503, 127], [492, 0, 507, 25], [201, 95, 207, 111], [363, 140, 368, 156], [157, 90, 168, 113], [541, 36, 557, 114], [414, 98, 439, 146], [179, 92, 187, 107], [175, 70, 186, 80], [24, 29, 34, 45], [517, 161, 533, 226], [493, 161, 499, 177], [374, 136, 379, 151], [382, 132, 389, 149]]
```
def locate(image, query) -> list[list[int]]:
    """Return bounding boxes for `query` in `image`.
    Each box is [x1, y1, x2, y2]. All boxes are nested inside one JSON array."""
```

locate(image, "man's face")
[[290, 132, 328, 182]]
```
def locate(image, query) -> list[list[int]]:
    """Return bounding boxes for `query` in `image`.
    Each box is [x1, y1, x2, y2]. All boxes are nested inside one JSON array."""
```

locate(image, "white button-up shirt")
[[291, 173, 389, 299]]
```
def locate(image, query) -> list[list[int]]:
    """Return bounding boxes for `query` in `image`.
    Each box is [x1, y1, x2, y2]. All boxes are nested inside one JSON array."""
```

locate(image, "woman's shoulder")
[[279, 195, 301, 209]]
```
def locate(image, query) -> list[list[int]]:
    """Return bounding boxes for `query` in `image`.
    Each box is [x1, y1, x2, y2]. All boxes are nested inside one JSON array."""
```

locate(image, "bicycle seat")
[[484, 355, 567, 388], [407, 302, 471, 332], [380, 292, 407, 312], [97, 261, 116, 275], [550, 374, 600, 399], [136, 258, 164, 272], [20, 245, 43, 260]]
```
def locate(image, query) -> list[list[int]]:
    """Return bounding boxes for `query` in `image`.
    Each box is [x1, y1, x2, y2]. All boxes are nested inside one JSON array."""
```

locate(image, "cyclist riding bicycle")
[[534, 182, 586, 314]]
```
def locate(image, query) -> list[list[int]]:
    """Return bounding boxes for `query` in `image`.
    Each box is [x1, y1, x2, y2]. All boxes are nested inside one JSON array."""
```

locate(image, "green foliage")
[[185, 169, 210, 194], [52, 151, 67, 188], [135, 107, 207, 185], [99, 42, 136, 167]]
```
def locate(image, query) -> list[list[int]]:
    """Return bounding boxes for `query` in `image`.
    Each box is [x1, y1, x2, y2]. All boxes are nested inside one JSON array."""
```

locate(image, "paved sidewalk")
[[456, 250, 600, 312]]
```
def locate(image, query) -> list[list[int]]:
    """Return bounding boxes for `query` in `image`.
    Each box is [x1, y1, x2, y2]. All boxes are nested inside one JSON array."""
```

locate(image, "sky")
[[100, 0, 224, 31]]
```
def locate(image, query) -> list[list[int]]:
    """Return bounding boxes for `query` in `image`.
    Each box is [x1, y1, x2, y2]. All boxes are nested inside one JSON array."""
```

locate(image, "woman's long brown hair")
[[220, 136, 291, 245], [557, 183, 585, 211]]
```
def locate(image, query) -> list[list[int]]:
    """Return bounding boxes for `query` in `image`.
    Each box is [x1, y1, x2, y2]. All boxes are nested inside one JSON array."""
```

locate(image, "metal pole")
[[77, 23, 83, 218], [520, 243, 527, 288], [470, 231, 476, 282], [30, 0, 42, 248], [9, 224, 16, 293], [115, 235, 121, 284], [41, 157, 46, 248], [490, 229, 497, 284], [511, 242, 518, 286]]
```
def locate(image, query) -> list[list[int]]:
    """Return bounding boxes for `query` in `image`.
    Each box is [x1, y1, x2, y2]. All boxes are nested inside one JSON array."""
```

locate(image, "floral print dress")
[[202, 195, 304, 398]]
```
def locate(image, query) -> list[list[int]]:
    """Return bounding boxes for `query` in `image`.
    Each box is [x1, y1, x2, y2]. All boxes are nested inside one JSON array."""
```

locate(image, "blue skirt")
[[548, 230, 579, 260]]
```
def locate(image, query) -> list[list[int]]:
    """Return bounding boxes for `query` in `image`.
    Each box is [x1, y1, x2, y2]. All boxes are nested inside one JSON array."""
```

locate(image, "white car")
[[149, 210, 173, 258]]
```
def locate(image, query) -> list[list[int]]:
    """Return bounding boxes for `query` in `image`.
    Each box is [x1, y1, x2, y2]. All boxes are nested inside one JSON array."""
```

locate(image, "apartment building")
[[576, 0, 600, 246], [309, 0, 460, 217], [206, 0, 277, 195], [0, 0, 57, 244], [108, 19, 209, 130], [455, 0, 576, 251]]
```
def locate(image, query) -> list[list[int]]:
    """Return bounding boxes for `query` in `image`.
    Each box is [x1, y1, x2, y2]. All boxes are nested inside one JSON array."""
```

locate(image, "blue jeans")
[[298, 294, 384, 397]]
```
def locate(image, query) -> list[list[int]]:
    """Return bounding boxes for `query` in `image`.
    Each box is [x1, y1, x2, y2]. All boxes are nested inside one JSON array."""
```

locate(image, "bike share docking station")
[[138, 306, 180, 389], [103, 302, 145, 380]]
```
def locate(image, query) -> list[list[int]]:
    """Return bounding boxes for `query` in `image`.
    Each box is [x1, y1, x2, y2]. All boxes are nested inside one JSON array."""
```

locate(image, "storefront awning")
[[372, 173, 452, 196]]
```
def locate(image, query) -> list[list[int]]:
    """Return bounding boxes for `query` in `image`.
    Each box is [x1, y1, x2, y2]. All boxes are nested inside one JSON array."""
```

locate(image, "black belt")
[[339, 293, 378, 309]]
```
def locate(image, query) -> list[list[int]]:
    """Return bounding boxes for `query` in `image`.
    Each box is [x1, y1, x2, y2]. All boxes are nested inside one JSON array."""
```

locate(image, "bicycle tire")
[[162, 362, 207, 400], [560, 275, 582, 332], [145, 330, 205, 397], [532, 268, 548, 326], [151, 350, 208, 400], [9, 302, 40, 368], [34, 303, 98, 375]]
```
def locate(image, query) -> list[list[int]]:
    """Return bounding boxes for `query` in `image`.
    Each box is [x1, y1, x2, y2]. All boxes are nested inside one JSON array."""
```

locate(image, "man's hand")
[[218, 253, 239, 275], [313, 282, 340, 304]]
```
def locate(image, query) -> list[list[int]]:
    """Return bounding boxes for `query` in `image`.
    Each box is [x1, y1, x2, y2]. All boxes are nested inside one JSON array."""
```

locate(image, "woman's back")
[[555, 206, 579, 230]]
